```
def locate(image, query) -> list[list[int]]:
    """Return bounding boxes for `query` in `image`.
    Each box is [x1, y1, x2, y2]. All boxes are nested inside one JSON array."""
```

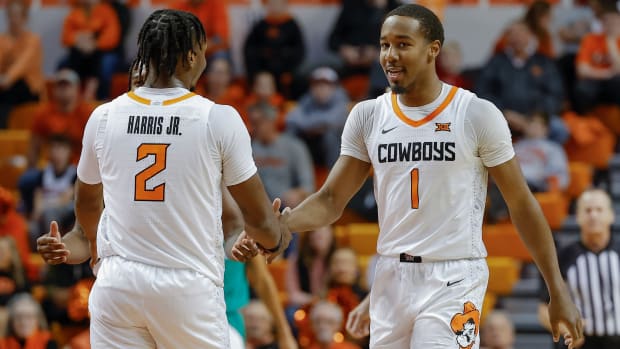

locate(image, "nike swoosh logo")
[[447, 278, 465, 287], [381, 126, 397, 134]]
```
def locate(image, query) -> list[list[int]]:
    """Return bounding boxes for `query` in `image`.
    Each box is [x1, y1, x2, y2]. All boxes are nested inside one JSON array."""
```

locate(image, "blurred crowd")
[[0, 0, 620, 348]]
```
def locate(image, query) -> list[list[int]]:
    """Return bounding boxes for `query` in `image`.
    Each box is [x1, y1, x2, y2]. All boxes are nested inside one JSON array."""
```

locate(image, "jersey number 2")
[[135, 143, 170, 202], [411, 169, 419, 209]]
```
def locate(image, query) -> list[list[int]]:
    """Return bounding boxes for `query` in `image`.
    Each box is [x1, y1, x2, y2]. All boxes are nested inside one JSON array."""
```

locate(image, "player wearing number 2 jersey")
[[67, 10, 289, 349], [277, 4, 584, 349]]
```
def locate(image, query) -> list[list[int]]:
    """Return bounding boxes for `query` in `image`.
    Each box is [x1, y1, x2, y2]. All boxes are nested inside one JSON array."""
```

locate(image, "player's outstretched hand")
[[230, 231, 259, 263], [261, 198, 292, 264], [346, 294, 370, 339], [37, 221, 70, 265], [548, 287, 584, 349]]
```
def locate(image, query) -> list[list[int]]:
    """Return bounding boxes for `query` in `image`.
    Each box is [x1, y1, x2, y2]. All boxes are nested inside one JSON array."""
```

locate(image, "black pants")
[[0, 79, 39, 128], [573, 77, 620, 114]]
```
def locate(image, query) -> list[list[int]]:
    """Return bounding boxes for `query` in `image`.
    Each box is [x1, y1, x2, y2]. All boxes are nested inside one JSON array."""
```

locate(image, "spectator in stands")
[[538, 188, 620, 349], [195, 57, 245, 120], [30, 134, 77, 240], [220, 190, 297, 349], [328, 0, 399, 77], [0, 293, 57, 349], [480, 310, 515, 349], [476, 20, 566, 143], [170, 0, 229, 58], [286, 226, 336, 336], [326, 248, 366, 318], [573, 5, 620, 114], [60, 0, 121, 100], [286, 67, 350, 168], [40, 261, 92, 329], [514, 112, 569, 192], [295, 248, 368, 347], [18, 69, 93, 217], [323, 248, 368, 347], [243, 0, 305, 98], [307, 301, 360, 349], [250, 102, 314, 208], [487, 112, 569, 222], [437, 41, 473, 90], [0, 0, 44, 129], [103, 0, 132, 73], [556, 2, 597, 109], [0, 237, 28, 311], [245, 72, 286, 130], [0, 187, 34, 282], [224, 254, 297, 349], [494, 0, 555, 58], [242, 300, 279, 349]]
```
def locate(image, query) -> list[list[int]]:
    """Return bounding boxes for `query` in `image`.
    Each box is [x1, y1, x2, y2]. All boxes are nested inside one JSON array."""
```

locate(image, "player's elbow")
[[317, 186, 345, 223]]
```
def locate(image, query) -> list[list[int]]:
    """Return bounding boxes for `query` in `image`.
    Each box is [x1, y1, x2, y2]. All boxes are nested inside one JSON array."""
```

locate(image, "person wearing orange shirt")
[[0, 188, 36, 282], [306, 301, 360, 349], [0, 0, 44, 129], [244, 72, 286, 130], [60, 0, 121, 100], [0, 293, 58, 349], [170, 0, 229, 58], [18, 69, 94, 218], [195, 57, 246, 118], [574, 6, 620, 114], [493, 0, 555, 58]]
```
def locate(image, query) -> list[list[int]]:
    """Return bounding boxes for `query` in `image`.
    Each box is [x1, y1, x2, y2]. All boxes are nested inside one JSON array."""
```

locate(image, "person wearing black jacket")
[[243, 0, 305, 98]]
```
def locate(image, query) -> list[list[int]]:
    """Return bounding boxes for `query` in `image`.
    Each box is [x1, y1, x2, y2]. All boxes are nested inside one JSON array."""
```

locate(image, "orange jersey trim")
[[391, 85, 458, 128], [127, 91, 196, 106]]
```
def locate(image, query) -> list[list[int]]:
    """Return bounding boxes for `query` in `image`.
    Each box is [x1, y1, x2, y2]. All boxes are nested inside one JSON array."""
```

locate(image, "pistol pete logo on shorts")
[[450, 302, 480, 349]]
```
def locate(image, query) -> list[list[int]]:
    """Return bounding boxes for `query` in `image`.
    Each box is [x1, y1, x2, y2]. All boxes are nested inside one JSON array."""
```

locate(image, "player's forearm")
[[74, 201, 103, 245], [577, 64, 613, 80], [74, 197, 103, 247], [62, 224, 92, 264], [537, 303, 552, 331], [508, 193, 565, 294], [248, 258, 295, 344], [244, 218, 280, 251], [287, 188, 342, 233]]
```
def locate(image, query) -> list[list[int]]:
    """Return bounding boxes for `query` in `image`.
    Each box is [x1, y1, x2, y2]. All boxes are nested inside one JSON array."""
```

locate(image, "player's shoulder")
[[89, 99, 115, 119], [349, 97, 381, 121], [460, 90, 503, 120]]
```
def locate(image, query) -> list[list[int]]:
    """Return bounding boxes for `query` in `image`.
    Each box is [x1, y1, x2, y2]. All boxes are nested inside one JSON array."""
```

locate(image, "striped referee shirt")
[[553, 239, 620, 337]]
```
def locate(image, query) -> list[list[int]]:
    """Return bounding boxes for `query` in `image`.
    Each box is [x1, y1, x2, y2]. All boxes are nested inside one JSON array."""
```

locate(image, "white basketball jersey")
[[341, 83, 514, 260], [77, 87, 257, 286]]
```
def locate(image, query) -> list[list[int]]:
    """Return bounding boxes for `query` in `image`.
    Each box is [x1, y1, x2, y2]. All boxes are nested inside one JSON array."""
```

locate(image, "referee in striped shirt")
[[539, 188, 620, 348]]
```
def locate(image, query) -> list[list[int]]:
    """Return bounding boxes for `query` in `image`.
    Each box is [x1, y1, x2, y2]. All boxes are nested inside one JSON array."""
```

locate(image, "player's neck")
[[397, 75, 443, 107], [143, 75, 190, 90]]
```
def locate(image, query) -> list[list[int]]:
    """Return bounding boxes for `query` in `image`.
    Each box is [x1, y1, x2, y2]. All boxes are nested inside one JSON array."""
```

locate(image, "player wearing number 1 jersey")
[[68, 10, 289, 349], [277, 4, 584, 349]]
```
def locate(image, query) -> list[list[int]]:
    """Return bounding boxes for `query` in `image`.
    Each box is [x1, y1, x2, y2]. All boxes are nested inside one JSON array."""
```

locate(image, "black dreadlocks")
[[129, 9, 206, 89]]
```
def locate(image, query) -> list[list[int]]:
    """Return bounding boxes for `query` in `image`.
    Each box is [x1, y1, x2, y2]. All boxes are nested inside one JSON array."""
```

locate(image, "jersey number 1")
[[135, 143, 170, 202], [411, 168, 419, 209]]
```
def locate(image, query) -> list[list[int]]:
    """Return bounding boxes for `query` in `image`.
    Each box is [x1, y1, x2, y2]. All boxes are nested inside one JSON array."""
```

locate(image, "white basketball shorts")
[[89, 256, 230, 348], [369, 255, 488, 349]]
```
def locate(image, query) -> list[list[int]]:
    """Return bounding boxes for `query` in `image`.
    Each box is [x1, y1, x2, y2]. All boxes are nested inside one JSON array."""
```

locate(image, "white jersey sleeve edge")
[[466, 97, 515, 168], [340, 100, 374, 163]]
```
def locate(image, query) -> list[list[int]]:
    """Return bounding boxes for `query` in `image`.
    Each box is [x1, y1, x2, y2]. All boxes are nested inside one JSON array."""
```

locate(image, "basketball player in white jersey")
[[37, 10, 290, 348], [276, 4, 584, 349]]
